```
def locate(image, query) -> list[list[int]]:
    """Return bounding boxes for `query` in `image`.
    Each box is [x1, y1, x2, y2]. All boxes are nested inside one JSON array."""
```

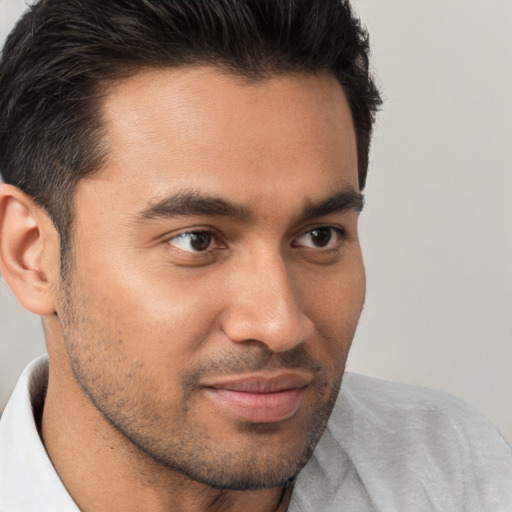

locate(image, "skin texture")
[[0, 68, 365, 511]]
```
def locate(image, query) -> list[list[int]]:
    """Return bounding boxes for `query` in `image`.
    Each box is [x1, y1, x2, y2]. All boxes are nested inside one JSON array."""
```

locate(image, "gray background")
[[1, 0, 511, 442]]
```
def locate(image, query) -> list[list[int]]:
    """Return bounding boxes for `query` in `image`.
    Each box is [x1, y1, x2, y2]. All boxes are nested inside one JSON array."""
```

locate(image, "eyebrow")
[[138, 190, 251, 222], [136, 187, 364, 223], [302, 188, 364, 219]]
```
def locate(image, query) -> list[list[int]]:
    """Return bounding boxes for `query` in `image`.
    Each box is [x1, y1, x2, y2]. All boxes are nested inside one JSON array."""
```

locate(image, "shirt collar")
[[0, 356, 80, 512]]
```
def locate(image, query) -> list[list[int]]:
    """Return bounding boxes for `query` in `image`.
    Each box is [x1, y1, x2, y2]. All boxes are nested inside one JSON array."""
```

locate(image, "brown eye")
[[308, 228, 332, 247], [168, 231, 213, 252], [294, 227, 342, 249]]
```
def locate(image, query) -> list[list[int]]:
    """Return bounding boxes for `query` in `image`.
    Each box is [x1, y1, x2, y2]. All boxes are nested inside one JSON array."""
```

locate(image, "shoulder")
[[338, 371, 493, 420], [335, 372, 509, 442], [295, 373, 512, 511], [332, 372, 512, 469]]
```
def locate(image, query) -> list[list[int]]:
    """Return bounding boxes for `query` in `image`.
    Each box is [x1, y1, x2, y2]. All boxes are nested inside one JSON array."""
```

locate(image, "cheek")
[[304, 256, 365, 317], [67, 257, 230, 386], [300, 256, 365, 354]]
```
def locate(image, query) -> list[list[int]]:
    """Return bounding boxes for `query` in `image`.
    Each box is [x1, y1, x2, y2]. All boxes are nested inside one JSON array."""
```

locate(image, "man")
[[0, 0, 510, 511]]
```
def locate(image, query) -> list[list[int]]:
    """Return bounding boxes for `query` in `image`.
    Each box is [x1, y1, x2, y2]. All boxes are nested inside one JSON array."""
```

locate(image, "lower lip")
[[204, 387, 304, 423]]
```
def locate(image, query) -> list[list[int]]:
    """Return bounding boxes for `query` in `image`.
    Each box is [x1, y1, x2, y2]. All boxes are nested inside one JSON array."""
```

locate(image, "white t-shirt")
[[1, 356, 511, 511]]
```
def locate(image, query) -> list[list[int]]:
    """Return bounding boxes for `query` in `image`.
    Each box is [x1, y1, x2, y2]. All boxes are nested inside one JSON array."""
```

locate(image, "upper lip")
[[203, 371, 313, 393]]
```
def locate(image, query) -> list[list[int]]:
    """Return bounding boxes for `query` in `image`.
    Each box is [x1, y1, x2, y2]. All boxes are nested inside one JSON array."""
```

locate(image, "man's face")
[[58, 68, 365, 489]]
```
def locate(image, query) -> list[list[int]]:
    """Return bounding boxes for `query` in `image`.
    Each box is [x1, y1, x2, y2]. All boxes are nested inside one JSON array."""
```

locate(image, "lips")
[[203, 372, 312, 423]]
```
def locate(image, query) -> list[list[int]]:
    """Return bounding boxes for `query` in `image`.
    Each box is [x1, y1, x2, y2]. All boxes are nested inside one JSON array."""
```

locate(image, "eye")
[[293, 227, 343, 250], [167, 230, 215, 253]]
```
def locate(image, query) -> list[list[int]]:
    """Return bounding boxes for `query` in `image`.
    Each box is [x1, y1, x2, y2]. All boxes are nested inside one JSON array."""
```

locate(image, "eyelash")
[[166, 230, 223, 254], [291, 226, 346, 251], [166, 225, 346, 255]]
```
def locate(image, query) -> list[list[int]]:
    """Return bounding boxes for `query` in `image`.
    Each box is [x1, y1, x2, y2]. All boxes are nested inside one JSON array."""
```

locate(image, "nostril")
[[221, 304, 313, 353], [220, 257, 313, 351]]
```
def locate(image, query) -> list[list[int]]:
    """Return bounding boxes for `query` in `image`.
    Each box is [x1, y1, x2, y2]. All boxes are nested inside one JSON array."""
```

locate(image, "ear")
[[0, 183, 61, 315]]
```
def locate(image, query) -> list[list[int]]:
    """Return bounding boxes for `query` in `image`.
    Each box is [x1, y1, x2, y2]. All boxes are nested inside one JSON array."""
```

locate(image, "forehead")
[[79, 67, 358, 218]]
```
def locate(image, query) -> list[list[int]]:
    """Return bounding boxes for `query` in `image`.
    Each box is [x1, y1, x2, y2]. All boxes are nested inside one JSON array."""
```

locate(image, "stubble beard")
[[58, 275, 346, 491]]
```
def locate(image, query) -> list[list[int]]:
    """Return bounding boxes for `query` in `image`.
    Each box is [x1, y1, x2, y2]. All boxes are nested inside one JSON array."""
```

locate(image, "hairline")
[[60, 63, 359, 271]]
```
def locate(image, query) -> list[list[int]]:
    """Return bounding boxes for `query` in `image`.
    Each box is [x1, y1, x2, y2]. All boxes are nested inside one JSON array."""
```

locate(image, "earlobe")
[[0, 183, 60, 316]]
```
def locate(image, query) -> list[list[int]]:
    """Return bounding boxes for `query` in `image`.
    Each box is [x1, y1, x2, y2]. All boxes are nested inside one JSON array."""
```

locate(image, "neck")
[[40, 354, 293, 512]]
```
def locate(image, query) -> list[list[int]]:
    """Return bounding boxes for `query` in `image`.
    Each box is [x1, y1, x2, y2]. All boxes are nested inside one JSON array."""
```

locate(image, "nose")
[[221, 249, 315, 352]]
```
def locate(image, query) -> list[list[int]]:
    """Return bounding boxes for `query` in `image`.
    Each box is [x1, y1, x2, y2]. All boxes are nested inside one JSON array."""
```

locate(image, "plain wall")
[[0, 0, 511, 442]]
